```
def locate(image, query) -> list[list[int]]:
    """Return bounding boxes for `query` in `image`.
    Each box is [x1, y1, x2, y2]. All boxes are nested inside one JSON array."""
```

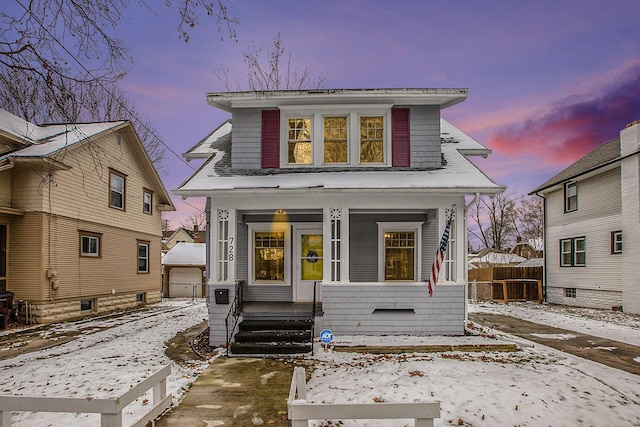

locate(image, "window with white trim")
[[143, 189, 153, 214], [282, 108, 390, 167], [250, 224, 289, 284], [80, 231, 101, 257], [564, 181, 577, 212], [560, 237, 585, 267], [137, 241, 150, 273], [444, 215, 456, 282], [109, 169, 126, 210], [611, 230, 622, 254], [378, 222, 422, 282]]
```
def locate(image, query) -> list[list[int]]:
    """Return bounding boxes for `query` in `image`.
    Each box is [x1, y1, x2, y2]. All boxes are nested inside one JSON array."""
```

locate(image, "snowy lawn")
[[305, 302, 640, 426], [0, 299, 210, 426]]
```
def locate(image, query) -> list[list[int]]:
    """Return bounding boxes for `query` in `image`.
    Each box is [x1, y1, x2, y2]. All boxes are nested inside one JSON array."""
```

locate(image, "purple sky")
[[115, 0, 640, 228]]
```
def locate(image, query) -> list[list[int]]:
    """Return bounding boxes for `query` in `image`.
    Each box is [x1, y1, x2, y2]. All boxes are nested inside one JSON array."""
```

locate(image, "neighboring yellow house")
[[0, 109, 174, 324]]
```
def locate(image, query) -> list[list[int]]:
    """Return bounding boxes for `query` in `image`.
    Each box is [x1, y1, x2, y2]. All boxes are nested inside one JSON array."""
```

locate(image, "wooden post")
[[537, 280, 543, 302], [502, 280, 508, 304]]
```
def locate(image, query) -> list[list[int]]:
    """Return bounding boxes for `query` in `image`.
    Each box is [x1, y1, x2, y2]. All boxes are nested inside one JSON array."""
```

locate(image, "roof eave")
[[206, 88, 468, 112]]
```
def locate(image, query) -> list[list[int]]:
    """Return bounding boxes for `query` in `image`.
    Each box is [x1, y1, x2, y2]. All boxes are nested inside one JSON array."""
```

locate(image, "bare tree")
[[0, 0, 237, 168], [217, 33, 326, 91], [468, 191, 518, 251], [514, 196, 544, 241], [181, 213, 207, 231]]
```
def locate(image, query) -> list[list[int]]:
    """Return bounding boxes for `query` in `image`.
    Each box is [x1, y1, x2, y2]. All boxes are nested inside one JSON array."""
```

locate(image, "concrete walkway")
[[469, 312, 640, 375]]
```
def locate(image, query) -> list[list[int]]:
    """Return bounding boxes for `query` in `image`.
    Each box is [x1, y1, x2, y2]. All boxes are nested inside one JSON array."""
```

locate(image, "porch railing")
[[311, 281, 319, 355], [225, 280, 244, 356]]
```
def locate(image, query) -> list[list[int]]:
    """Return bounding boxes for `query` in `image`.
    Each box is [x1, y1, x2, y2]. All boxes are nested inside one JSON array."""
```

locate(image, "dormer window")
[[287, 117, 312, 164], [281, 107, 390, 167]]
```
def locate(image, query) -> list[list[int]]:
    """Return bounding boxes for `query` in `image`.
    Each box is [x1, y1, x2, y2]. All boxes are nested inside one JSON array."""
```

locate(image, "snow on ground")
[[2, 300, 640, 426], [305, 303, 640, 426], [0, 299, 209, 426], [470, 301, 640, 346]]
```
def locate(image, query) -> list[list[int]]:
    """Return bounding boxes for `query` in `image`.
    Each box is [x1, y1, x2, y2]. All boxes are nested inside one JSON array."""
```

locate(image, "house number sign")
[[228, 237, 234, 261]]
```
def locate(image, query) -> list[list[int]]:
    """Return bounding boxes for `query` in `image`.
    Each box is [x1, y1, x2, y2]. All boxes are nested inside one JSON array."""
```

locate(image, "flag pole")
[[428, 205, 456, 297]]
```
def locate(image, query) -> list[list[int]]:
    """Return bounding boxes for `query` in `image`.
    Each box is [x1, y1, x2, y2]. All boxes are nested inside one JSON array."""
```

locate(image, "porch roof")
[[175, 142, 502, 196]]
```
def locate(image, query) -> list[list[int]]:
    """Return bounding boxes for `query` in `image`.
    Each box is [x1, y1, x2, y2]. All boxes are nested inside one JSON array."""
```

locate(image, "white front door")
[[294, 227, 323, 302]]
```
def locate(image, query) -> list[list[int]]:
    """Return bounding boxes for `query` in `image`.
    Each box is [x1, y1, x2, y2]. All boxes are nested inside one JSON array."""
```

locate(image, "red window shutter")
[[391, 108, 410, 167], [261, 110, 280, 168]]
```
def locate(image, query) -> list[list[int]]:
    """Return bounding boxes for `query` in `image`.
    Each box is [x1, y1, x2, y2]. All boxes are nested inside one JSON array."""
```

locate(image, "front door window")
[[300, 234, 323, 281]]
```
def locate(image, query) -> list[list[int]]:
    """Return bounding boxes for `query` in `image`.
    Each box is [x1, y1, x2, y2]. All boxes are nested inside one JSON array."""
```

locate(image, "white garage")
[[162, 243, 206, 298]]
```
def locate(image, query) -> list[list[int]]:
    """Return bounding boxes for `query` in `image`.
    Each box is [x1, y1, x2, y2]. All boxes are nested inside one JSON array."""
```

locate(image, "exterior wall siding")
[[7, 212, 44, 300], [545, 167, 623, 295], [0, 170, 11, 209], [409, 106, 441, 169], [230, 108, 262, 169], [323, 283, 465, 335]]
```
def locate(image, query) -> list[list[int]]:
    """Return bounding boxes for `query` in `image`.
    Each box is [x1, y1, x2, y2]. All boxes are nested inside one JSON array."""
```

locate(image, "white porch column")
[[210, 208, 236, 285], [323, 207, 350, 283], [208, 208, 237, 346]]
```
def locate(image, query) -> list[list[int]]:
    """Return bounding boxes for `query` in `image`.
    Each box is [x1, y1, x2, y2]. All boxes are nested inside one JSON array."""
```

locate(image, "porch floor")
[[242, 301, 322, 318]]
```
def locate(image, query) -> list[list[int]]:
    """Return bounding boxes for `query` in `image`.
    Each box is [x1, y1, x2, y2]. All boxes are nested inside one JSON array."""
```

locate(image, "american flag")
[[428, 207, 455, 297]]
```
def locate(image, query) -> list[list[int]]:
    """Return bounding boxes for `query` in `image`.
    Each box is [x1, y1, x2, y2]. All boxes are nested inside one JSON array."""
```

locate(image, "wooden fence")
[[468, 266, 543, 303], [0, 364, 172, 427], [288, 367, 440, 427]]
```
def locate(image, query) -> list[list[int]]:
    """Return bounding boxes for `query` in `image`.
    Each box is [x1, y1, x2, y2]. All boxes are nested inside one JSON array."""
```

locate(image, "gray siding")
[[409, 106, 441, 169], [349, 212, 437, 282], [230, 108, 262, 169], [323, 283, 465, 335], [545, 167, 623, 294]]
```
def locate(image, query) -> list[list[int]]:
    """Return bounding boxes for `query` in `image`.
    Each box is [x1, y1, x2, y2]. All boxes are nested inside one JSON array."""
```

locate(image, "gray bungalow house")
[[175, 88, 503, 353]]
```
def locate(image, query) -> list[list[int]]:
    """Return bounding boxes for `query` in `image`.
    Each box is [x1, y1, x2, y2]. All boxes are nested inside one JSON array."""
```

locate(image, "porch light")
[[275, 209, 285, 215]]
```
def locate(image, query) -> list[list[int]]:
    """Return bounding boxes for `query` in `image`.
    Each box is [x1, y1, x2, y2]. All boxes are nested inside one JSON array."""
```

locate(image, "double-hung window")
[[560, 237, 585, 267], [80, 231, 101, 257], [288, 117, 312, 164], [109, 169, 126, 210], [611, 230, 623, 254], [378, 222, 422, 282], [250, 224, 289, 284], [137, 241, 150, 273], [143, 189, 153, 214], [324, 116, 348, 163], [360, 116, 384, 163], [564, 181, 577, 212]]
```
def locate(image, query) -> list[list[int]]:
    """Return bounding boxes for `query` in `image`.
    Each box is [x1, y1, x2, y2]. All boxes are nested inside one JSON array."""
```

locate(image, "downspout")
[[463, 193, 481, 324]]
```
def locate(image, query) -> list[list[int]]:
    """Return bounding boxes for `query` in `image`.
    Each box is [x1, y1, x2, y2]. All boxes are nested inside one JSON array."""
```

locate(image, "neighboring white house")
[[161, 242, 206, 298], [531, 120, 640, 314], [175, 88, 504, 348]]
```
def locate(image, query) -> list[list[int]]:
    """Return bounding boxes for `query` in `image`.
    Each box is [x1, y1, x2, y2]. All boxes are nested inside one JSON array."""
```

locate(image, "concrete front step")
[[238, 319, 312, 331], [235, 329, 311, 343], [231, 341, 312, 355]]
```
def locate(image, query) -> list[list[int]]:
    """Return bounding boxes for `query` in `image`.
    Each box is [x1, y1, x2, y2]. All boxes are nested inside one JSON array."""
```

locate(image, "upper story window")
[[143, 189, 153, 215], [564, 181, 577, 212], [288, 117, 312, 164], [109, 169, 126, 210], [377, 222, 423, 282], [281, 107, 390, 167]]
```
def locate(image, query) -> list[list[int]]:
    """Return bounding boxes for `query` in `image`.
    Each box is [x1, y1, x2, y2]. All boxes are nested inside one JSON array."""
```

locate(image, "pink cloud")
[[489, 63, 640, 165]]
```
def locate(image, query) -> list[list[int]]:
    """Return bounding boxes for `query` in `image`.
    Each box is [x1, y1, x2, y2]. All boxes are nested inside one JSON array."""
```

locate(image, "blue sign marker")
[[319, 329, 334, 344]]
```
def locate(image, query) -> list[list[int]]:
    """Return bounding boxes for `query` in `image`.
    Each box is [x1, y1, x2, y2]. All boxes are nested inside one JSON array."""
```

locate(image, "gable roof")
[[175, 118, 503, 196], [162, 242, 206, 266], [530, 138, 621, 195], [0, 108, 174, 211]]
